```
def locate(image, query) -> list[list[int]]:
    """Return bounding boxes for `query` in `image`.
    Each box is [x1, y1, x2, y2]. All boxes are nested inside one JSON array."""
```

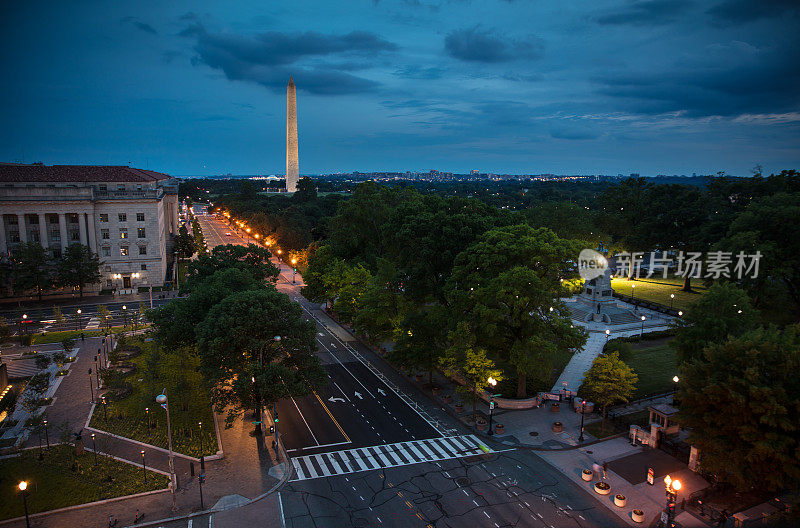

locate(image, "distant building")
[[470, 169, 480, 175], [0, 164, 179, 292]]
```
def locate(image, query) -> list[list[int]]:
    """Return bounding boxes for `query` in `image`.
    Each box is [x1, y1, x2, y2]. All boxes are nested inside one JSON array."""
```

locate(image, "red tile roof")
[[0, 164, 172, 183]]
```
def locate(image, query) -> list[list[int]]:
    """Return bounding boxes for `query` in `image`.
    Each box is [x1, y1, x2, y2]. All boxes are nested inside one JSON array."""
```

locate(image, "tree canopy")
[[186, 243, 278, 290], [678, 325, 800, 492]]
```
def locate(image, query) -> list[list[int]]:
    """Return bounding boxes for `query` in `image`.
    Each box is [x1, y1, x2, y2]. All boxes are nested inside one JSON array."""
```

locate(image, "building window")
[[68, 215, 78, 224], [52, 248, 61, 259], [29, 215, 39, 225], [120, 246, 129, 256], [102, 247, 110, 257], [117, 184, 125, 191], [8, 216, 18, 225], [137, 213, 145, 222], [141, 264, 147, 270], [49, 216, 58, 224], [119, 228, 128, 239], [51, 229, 60, 240], [138, 246, 147, 255], [106, 279, 113, 287], [71, 231, 79, 241], [99, 184, 107, 191], [101, 229, 109, 240], [99, 214, 108, 222], [31, 232, 40, 242], [118, 213, 127, 222], [9, 231, 19, 243], [137, 228, 146, 238]]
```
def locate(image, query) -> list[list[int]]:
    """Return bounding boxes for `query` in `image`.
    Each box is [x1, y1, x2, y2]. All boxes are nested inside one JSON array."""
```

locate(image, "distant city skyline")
[[1, 1, 798, 177]]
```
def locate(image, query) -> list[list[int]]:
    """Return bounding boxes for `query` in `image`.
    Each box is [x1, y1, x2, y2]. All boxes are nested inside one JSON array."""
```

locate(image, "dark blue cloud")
[[393, 65, 445, 79], [444, 26, 544, 62], [595, 40, 800, 117], [181, 22, 395, 94], [706, 0, 800, 26], [593, 0, 693, 26], [121, 16, 158, 34]]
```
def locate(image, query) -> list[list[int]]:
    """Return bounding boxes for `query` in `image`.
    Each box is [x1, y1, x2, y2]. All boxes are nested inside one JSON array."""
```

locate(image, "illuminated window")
[[120, 246, 129, 256]]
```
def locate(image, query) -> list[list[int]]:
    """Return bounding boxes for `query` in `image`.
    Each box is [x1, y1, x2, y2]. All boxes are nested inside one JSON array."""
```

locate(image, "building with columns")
[[0, 164, 179, 293]]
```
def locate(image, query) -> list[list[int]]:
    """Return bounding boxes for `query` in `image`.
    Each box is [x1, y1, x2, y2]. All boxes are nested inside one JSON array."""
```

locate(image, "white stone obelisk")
[[286, 76, 299, 193]]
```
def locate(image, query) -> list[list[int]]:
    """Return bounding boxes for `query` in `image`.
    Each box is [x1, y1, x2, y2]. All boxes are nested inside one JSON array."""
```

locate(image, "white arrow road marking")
[[354, 392, 363, 400], [377, 388, 386, 396], [328, 397, 345, 403]]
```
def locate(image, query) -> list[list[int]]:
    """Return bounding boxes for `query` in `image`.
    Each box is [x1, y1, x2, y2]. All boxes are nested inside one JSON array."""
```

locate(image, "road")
[[191, 213, 627, 528]]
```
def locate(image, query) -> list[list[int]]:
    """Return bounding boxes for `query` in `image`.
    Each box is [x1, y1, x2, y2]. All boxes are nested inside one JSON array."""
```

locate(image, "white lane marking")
[[278, 492, 286, 528], [289, 397, 319, 445], [483, 511, 490, 518], [474, 500, 480, 507], [333, 381, 352, 402], [377, 517, 382, 523], [316, 338, 374, 397]]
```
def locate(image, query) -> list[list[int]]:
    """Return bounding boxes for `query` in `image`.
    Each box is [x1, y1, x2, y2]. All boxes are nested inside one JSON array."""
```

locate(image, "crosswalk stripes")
[[290, 435, 491, 481], [85, 317, 100, 329]]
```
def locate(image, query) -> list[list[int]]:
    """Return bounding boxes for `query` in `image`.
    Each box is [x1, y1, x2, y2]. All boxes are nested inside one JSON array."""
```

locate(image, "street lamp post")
[[487, 377, 497, 435], [640, 315, 646, 338], [91, 433, 98, 465], [141, 450, 147, 483], [670, 293, 675, 311], [630, 283, 636, 310], [76, 309, 82, 330], [88, 368, 94, 403], [18, 481, 30, 528], [199, 421, 205, 471], [156, 392, 178, 511], [21, 314, 27, 338], [122, 305, 127, 329], [605, 329, 610, 342], [252, 376, 262, 435], [145, 407, 150, 434], [291, 258, 297, 284], [672, 375, 679, 404], [664, 475, 681, 528], [578, 400, 587, 442], [101, 395, 107, 420], [43, 419, 49, 449], [94, 356, 100, 390]]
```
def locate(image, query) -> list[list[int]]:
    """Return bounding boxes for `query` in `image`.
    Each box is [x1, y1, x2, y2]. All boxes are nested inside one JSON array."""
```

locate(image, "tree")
[[389, 304, 450, 387], [22, 372, 50, 413], [174, 224, 197, 258], [56, 243, 101, 297], [439, 323, 503, 421], [354, 259, 408, 346], [330, 264, 372, 324], [97, 305, 111, 331], [678, 325, 800, 492], [671, 283, 758, 364], [196, 289, 326, 426], [150, 267, 264, 350], [293, 177, 318, 203], [598, 177, 653, 279], [186, 243, 279, 289], [12, 242, 54, 299], [717, 192, 800, 314], [52, 306, 64, 331], [580, 351, 638, 423]]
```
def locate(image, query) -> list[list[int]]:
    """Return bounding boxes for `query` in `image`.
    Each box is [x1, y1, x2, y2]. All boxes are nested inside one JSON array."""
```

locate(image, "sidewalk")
[[1, 335, 286, 528]]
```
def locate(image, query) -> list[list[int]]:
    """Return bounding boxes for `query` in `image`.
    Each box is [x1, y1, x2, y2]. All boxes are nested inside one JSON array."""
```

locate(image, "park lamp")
[[678, 310, 683, 317], [673, 375, 679, 383], [292, 258, 297, 266], [487, 376, 497, 386], [18, 481, 27, 491]]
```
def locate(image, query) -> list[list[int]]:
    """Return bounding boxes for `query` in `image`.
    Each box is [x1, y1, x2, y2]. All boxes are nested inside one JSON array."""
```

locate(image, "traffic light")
[[269, 425, 275, 434], [199, 474, 206, 484]]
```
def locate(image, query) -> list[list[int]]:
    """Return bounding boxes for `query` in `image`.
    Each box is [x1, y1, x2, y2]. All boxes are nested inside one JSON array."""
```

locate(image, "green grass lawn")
[[178, 260, 189, 285], [584, 419, 618, 439], [618, 339, 679, 399], [90, 337, 218, 457], [31, 326, 130, 345], [0, 444, 168, 521], [611, 277, 707, 310]]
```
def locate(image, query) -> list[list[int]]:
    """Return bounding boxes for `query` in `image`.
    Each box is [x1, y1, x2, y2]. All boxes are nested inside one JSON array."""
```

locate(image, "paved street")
[[191, 213, 630, 528]]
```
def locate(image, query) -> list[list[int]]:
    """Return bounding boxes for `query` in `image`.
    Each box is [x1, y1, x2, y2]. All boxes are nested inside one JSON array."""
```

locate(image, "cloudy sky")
[[1, 0, 798, 176]]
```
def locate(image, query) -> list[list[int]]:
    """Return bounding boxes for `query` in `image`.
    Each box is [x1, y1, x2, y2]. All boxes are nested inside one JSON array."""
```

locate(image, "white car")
[[225, 232, 232, 236]]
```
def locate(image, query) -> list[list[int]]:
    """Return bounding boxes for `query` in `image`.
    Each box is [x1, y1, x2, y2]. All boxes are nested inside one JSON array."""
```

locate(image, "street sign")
[[251, 421, 262, 425], [489, 402, 495, 410], [660, 512, 668, 525], [647, 467, 654, 485], [562, 381, 568, 386]]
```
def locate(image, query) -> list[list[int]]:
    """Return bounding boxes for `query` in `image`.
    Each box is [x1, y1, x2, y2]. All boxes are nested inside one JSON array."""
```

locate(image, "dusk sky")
[[1, 0, 799, 177]]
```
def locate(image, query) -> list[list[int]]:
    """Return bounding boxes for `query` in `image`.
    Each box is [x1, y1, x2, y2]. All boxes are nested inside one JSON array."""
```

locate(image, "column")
[[0, 215, 6, 254], [17, 214, 27, 243], [59, 213, 68, 251], [38, 214, 48, 248], [84, 213, 96, 253], [78, 211, 88, 246]]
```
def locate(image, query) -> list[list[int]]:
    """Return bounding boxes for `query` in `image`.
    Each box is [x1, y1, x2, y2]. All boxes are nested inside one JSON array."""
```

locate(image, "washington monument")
[[286, 76, 299, 193]]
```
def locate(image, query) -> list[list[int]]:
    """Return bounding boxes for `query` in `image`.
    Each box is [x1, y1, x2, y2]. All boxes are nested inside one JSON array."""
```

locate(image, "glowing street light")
[[291, 258, 298, 284], [670, 293, 675, 310], [487, 377, 498, 435], [156, 392, 178, 511], [18, 481, 30, 528]]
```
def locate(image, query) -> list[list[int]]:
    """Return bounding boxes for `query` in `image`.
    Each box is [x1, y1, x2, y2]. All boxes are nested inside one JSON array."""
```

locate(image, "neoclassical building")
[[0, 163, 179, 292]]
